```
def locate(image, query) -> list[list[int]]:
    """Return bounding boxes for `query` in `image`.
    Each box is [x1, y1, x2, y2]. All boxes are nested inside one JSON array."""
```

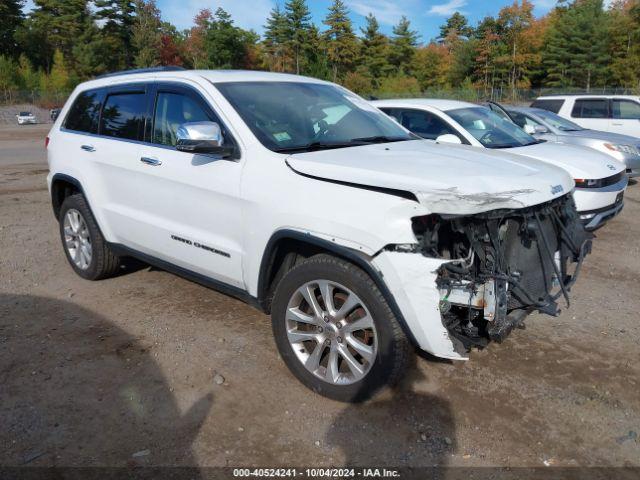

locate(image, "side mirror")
[[534, 125, 549, 134], [176, 121, 234, 157], [435, 134, 462, 145], [523, 124, 536, 134]]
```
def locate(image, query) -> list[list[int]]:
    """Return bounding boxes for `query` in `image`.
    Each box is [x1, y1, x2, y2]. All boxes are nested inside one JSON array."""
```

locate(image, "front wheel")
[[271, 254, 411, 402]]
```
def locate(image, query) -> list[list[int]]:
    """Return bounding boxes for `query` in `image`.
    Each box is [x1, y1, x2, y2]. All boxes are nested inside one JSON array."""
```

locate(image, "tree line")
[[0, 0, 639, 105]]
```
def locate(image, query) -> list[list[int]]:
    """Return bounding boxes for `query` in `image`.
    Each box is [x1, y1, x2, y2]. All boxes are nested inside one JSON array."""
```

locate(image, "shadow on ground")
[[325, 357, 455, 467], [0, 294, 212, 470]]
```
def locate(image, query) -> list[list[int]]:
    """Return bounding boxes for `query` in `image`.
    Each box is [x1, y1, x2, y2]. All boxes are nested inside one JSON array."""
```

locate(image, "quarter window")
[[152, 92, 212, 146], [100, 92, 147, 141], [64, 89, 103, 133], [612, 99, 640, 120], [571, 99, 609, 119]]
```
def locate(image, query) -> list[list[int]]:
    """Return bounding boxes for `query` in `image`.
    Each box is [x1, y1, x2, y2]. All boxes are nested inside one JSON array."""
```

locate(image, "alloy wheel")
[[285, 280, 378, 385]]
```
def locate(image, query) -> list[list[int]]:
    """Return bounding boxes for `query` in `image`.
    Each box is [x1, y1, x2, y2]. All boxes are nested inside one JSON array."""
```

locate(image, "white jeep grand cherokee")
[[47, 68, 592, 402]]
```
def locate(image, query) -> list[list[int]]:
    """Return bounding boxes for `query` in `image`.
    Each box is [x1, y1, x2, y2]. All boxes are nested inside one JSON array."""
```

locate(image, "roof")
[[371, 98, 477, 111], [76, 69, 330, 91], [536, 94, 640, 100]]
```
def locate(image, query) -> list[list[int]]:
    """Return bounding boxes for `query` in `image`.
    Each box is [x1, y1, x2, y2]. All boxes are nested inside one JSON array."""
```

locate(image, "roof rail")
[[537, 92, 636, 97], [95, 66, 185, 79]]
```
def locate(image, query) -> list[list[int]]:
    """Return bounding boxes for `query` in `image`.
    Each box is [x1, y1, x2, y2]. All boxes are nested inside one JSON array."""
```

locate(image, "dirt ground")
[[1, 124, 639, 471]]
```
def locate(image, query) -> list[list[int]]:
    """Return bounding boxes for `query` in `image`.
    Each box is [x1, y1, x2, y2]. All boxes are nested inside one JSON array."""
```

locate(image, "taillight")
[[45, 136, 50, 149]]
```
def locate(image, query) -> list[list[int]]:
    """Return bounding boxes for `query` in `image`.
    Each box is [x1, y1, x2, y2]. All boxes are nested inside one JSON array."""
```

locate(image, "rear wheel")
[[271, 254, 410, 402], [59, 194, 121, 280]]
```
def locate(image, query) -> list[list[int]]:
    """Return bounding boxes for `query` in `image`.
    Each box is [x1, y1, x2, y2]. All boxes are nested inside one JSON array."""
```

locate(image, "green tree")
[[304, 25, 332, 80], [360, 14, 390, 84], [608, 0, 640, 89], [285, 0, 312, 74], [29, 0, 93, 70], [132, 0, 162, 68], [202, 8, 258, 69], [0, 55, 20, 102], [389, 16, 419, 75], [543, 0, 610, 90], [49, 49, 70, 91], [18, 54, 40, 91], [0, 0, 24, 58], [323, 0, 359, 82], [264, 5, 289, 72], [439, 12, 474, 39], [94, 0, 136, 69]]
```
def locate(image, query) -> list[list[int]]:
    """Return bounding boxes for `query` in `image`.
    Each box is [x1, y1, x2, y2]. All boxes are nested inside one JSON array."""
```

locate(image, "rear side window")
[[612, 99, 640, 119], [530, 99, 564, 114], [152, 92, 212, 146], [100, 92, 147, 141], [397, 109, 464, 142], [572, 99, 609, 118], [64, 89, 104, 133]]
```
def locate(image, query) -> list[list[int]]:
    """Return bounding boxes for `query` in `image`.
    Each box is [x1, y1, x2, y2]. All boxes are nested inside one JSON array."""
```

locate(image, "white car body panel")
[[372, 99, 628, 223], [538, 95, 640, 138], [47, 71, 587, 361], [286, 141, 574, 215]]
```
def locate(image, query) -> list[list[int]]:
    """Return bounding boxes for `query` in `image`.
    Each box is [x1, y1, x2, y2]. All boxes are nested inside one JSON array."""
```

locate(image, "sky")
[[22, 0, 561, 42], [157, 0, 560, 40]]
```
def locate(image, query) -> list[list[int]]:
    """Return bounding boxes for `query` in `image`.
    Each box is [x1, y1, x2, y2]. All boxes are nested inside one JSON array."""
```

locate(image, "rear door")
[[134, 82, 245, 287], [569, 98, 610, 131], [610, 98, 640, 137], [87, 83, 149, 245]]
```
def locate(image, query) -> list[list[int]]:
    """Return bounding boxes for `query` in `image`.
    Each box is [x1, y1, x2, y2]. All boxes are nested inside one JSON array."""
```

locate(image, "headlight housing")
[[575, 171, 626, 189], [604, 143, 640, 156]]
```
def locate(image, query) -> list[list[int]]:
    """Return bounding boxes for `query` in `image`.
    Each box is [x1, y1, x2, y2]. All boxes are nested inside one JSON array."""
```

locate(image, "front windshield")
[[447, 107, 537, 149], [215, 81, 413, 152], [532, 109, 584, 131]]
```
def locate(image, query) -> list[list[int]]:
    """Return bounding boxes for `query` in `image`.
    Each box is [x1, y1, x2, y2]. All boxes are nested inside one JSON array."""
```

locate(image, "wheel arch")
[[256, 229, 419, 347], [51, 173, 85, 220]]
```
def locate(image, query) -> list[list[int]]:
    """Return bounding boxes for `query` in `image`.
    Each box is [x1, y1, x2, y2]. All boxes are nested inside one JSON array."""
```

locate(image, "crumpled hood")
[[286, 140, 574, 215], [509, 142, 626, 179], [563, 129, 640, 145]]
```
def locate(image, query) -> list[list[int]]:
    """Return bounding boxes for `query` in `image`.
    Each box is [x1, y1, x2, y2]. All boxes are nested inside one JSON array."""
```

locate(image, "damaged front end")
[[411, 194, 592, 351]]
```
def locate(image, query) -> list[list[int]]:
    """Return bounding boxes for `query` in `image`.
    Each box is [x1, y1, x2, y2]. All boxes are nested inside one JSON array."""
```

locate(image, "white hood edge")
[[510, 142, 626, 179], [286, 141, 575, 215]]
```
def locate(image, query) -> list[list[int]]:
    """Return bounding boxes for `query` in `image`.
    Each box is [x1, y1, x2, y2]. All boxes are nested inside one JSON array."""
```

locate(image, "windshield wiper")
[[273, 141, 361, 153], [273, 135, 414, 153], [349, 135, 413, 144]]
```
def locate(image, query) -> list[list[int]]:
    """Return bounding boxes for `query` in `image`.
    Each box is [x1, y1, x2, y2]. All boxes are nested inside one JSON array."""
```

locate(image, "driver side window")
[[152, 92, 212, 147]]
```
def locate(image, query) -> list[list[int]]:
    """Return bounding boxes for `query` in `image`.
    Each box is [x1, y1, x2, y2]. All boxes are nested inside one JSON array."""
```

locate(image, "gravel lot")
[[1, 124, 639, 470]]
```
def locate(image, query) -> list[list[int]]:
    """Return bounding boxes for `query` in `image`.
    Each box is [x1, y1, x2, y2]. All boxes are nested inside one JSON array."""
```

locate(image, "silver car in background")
[[488, 102, 640, 178]]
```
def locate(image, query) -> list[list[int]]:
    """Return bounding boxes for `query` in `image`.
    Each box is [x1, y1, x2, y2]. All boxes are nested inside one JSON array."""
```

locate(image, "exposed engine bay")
[[411, 194, 592, 351]]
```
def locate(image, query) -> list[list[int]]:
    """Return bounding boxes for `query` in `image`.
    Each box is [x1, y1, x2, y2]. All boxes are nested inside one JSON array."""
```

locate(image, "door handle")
[[81, 144, 95, 152], [140, 157, 162, 166]]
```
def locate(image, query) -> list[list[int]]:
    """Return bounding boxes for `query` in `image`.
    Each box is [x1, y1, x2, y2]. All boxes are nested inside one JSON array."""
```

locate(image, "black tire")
[[271, 254, 411, 402], [59, 193, 121, 280]]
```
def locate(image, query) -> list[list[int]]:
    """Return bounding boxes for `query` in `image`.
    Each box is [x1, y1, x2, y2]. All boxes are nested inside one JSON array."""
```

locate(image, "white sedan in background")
[[372, 99, 628, 230], [16, 111, 37, 125]]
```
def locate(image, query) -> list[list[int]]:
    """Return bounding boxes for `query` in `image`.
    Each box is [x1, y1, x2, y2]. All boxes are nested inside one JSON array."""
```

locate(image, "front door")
[[134, 83, 245, 288]]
